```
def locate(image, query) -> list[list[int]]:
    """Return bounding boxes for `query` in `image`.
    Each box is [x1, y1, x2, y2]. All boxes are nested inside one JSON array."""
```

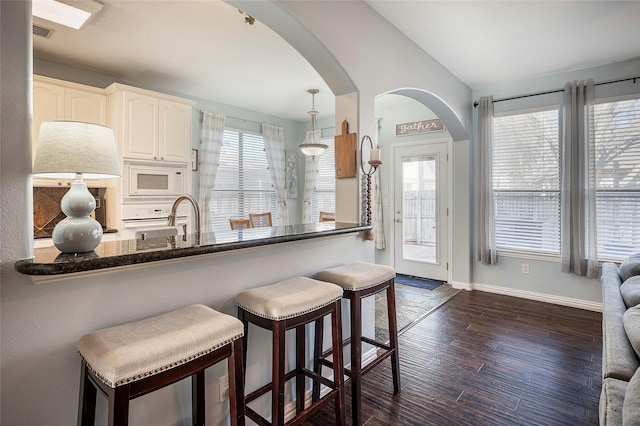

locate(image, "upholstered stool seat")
[[77, 304, 245, 426], [315, 261, 401, 426], [236, 277, 346, 425]]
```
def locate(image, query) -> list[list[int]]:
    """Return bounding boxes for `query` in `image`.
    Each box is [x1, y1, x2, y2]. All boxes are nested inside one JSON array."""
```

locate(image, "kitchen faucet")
[[168, 194, 201, 245]]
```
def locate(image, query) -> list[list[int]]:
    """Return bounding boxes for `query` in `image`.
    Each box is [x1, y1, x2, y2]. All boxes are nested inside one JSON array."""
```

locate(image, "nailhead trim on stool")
[[77, 304, 245, 426], [315, 262, 401, 426], [236, 277, 346, 426]]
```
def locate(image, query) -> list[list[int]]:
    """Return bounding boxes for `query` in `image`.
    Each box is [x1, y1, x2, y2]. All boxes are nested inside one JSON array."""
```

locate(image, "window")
[[209, 129, 277, 231], [595, 96, 640, 260], [493, 107, 561, 254], [491, 94, 640, 261], [310, 136, 336, 222]]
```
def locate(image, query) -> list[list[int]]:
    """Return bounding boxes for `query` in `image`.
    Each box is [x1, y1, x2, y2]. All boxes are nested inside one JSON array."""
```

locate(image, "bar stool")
[[315, 261, 401, 426], [77, 304, 245, 426], [236, 277, 346, 426]]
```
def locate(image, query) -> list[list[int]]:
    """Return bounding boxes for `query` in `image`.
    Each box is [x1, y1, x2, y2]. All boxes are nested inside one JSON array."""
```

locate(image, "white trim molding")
[[454, 281, 602, 312]]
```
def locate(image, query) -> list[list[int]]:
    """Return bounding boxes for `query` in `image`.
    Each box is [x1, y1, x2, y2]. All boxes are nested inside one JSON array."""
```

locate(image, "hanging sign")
[[396, 118, 445, 136]]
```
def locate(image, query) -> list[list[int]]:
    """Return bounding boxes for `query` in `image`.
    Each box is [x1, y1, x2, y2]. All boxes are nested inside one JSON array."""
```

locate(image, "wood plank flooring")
[[303, 289, 602, 426]]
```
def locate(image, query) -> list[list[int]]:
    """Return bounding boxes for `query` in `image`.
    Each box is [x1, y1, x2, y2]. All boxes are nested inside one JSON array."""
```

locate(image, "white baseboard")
[[452, 280, 602, 312]]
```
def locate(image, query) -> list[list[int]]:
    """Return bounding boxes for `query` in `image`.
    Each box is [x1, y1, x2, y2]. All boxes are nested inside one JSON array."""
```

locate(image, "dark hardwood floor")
[[303, 289, 602, 425]]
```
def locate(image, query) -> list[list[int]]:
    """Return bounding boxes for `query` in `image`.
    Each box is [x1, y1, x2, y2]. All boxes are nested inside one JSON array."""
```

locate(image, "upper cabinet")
[[106, 83, 195, 163], [32, 75, 108, 187], [33, 76, 108, 159]]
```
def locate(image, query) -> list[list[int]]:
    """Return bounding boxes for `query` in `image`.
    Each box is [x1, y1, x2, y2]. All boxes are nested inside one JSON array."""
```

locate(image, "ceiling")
[[33, 1, 640, 122]]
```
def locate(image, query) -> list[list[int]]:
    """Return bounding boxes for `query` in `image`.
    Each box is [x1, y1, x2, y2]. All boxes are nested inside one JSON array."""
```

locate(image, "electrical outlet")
[[522, 264, 530, 274], [219, 375, 229, 402]]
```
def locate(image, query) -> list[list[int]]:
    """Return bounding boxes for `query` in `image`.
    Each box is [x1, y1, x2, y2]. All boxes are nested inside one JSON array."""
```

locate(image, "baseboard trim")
[[453, 281, 602, 312]]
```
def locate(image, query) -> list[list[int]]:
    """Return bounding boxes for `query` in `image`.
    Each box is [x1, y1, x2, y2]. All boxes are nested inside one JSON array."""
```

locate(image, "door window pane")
[[402, 156, 437, 263]]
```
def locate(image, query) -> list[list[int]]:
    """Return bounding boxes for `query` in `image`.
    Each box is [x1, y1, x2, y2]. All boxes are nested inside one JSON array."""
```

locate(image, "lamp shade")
[[298, 88, 327, 158], [299, 129, 327, 157], [33, 121, 121, 179]]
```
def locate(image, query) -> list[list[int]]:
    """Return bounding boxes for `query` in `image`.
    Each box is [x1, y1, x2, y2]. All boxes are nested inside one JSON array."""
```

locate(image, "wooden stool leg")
[[331, 300, 346, 426], [295, 325, 306, 414], [272, 321, 286, 426], [228, 338, 246, 426], [192, 371, 205, 425], [387, 282, 401, 393], [238, 308, 249, 378], [108, 386, 130, 426], [350, 293, 363, 426], [312, 317, 324, 402], [78, 363, 97, 426]]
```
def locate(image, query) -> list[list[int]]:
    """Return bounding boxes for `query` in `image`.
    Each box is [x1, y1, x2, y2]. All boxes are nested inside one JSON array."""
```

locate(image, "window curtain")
[[197, 111, 225, 234], [561, 80, 598, 277], [302, 155, 318, 223], [262, 123, 289, 226], [374, 119, 385, 249], [374, 170, 385, 249], [476, 96, 497, 264]]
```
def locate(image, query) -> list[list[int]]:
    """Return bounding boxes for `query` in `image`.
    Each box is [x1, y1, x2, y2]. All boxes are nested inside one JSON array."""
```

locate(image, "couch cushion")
[[622, 276, 640, 309], [623, 368, 640, 425], [603, 263, 640, 381], [621, 253, 640, 282], [602, 377, 627, 426], [624, 307, 640, 359]]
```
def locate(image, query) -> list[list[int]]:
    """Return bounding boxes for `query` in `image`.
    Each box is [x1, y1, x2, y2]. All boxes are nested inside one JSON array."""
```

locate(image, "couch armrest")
[[602, 262, 640, 381]]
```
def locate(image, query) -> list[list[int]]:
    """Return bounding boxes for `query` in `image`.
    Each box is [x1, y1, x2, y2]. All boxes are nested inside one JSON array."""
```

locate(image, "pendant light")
[[299, 89, 328, 159]]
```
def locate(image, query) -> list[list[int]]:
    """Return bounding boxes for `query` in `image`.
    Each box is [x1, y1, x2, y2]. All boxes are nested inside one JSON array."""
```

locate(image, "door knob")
[[394, 218, 403, 223]]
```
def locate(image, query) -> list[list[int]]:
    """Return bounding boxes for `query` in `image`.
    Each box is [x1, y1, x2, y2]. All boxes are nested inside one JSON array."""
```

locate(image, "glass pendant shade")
[[300, 129, 326, 157], [299, 89, 327, 158]]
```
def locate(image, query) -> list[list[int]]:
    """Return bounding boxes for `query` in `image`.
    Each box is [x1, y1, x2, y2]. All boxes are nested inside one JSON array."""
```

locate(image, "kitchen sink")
[[134, 226, 179, 240]]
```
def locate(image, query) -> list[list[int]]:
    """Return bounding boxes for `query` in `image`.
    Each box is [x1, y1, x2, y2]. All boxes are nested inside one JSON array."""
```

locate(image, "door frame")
[[391, 138, 453, 282]]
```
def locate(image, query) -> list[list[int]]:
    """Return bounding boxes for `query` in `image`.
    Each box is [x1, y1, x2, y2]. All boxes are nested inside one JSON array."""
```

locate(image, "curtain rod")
[[199, 109, 264, 126], [473, 76, 639, 107], [199, 110, 333, 133]]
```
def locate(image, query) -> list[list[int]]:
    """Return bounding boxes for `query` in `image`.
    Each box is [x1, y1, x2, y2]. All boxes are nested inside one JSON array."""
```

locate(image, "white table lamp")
[[33, 121, 121, 253]]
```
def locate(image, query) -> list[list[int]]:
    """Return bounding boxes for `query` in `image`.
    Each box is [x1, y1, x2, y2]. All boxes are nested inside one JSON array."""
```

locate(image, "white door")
[[393, 142, 448, 281]]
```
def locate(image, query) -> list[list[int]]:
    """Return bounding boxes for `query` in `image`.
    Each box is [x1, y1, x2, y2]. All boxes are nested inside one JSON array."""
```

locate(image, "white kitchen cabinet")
[[106, 83, 194, 163], [32, 75, 108, 187]]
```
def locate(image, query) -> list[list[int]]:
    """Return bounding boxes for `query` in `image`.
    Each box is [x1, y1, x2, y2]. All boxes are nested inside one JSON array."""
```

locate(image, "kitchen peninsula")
[[16, 222, 371, 277], [12, 221, 375, 424]]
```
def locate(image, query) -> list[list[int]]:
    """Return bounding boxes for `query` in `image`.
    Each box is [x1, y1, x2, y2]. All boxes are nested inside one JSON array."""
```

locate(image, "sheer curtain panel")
[[262, 123, 289, 226], [374, 170, 385, 249], [302, 156, 318, 223], [374, 120, 385, 249], [198, 111, 225, 234], [476, 97, 497, 264], [561, 80, 598, 277]]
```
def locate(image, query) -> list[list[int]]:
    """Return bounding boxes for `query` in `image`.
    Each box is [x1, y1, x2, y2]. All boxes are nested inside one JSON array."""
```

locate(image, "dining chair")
[[229, 219, 252, 230], [319, 211, 336, 222], [249, 212, 272, 228]]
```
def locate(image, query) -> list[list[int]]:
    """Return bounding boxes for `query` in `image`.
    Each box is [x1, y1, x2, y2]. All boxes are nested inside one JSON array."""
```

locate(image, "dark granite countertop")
[[15, 222, 371, 276]]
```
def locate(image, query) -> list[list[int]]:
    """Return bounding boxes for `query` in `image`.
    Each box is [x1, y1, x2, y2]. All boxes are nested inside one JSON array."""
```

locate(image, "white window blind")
[[493, 107, 561, 254], [210, 129, 276, 231], [311, 137, 336, 222], [595, 96, 640, 260]]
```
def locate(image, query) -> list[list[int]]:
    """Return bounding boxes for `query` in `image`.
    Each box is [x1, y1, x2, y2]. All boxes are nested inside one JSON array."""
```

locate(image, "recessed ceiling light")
[[32, 0, 103, 30]]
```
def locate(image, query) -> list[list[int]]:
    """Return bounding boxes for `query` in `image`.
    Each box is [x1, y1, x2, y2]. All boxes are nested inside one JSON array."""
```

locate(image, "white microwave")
[[125, 164, 187, 197]]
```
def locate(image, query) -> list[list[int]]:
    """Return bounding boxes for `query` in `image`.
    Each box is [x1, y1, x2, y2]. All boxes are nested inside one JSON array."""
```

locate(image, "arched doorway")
[[375, 89, 467, 281]]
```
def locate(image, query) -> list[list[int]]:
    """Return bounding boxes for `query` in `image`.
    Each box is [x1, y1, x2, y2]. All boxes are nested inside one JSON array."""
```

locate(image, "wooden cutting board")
[[334, 119, 356, 178]]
